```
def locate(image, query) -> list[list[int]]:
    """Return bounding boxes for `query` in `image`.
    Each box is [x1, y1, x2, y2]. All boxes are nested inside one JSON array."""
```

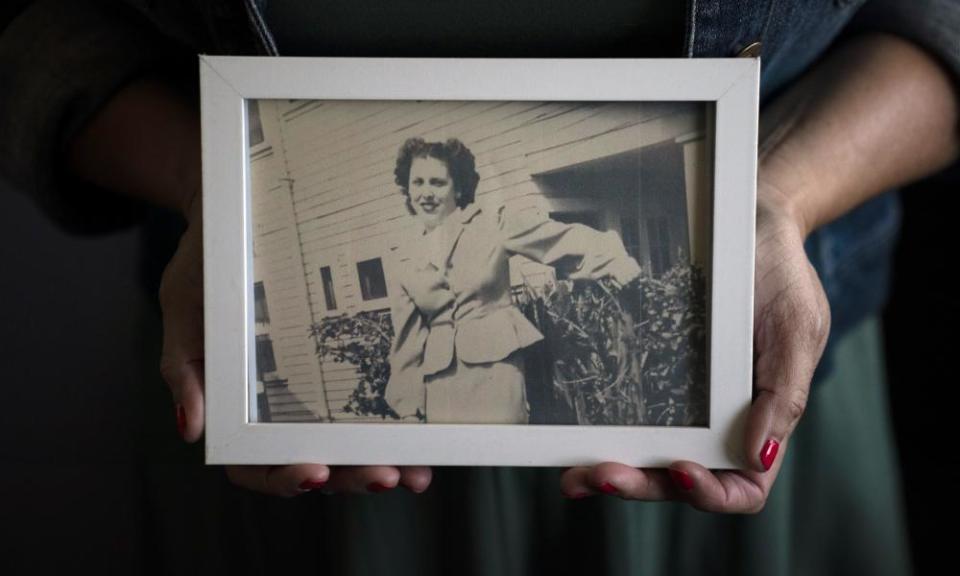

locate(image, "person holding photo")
[[3, 0, 958, 574], [385, 137, 640, 423]]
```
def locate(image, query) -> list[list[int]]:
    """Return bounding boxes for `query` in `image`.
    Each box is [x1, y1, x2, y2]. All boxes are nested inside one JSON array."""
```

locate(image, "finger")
[[225, 464, 330, 498], [666, 461, 772, 514], [324, 466, 402, 494], [588, 462, 674, 500], [399, 466, 433, 494], [749, 261, 829, 472], [159, 225, 206, 443], [559, 466, 595, 499], [160, 350, 205, 443]]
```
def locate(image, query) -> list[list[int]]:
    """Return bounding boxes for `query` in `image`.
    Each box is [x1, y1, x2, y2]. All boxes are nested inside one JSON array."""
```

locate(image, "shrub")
[[310, 310, 397, 419], [312, 262, 707, 426], [519, 262, 707, 426]]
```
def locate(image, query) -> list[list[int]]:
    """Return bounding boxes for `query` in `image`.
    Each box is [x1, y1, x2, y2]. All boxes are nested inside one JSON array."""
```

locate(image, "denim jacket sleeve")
[[850, 0, 960, 87], [0, 0, 168, 233]]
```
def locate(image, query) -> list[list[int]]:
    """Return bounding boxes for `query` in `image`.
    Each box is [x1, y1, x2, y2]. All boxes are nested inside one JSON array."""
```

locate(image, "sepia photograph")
[[201, 56, 756, 466], [248, 98, 714, 427]]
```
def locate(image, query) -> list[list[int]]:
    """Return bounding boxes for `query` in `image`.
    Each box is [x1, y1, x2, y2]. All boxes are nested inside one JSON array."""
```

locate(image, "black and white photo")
[[200, 57, 757, 466], [248, 99, 712, 427]]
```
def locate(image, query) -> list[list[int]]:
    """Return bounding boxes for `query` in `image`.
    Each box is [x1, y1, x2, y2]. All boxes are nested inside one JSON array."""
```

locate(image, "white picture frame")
[[201, 56, 758, 468]]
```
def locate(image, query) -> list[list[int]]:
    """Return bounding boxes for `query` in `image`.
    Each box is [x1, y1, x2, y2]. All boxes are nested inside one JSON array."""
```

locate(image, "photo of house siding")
[[248, 98, 712, 425]]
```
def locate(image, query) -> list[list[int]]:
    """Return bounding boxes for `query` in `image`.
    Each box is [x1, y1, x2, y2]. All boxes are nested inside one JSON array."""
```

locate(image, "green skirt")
[[150, 317, 911, 575]]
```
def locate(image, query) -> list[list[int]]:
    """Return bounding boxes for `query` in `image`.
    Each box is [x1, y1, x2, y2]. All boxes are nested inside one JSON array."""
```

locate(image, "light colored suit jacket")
[[385, 203, 639, 418]]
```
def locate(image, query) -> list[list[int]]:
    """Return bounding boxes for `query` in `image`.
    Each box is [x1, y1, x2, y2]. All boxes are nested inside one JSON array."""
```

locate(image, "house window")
[[357, 258, 388, 301], [255, 334, 277, 379], [247, 100, 265, 147], [320, 266, 338, 310], [254, 281, 270, 324]]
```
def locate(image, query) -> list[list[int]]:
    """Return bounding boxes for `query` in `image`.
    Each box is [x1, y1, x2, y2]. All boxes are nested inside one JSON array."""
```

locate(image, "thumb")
[[159, 217, 206, 442]]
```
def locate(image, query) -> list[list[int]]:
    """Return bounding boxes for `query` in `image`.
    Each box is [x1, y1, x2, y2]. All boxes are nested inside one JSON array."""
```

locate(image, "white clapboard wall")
[[249, 109, 331, 422], [250, 98, 711, 422]]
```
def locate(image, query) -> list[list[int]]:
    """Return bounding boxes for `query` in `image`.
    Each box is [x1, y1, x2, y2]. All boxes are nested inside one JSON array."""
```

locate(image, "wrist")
[[757, 102, 830, 239], [756, 153, 816, 240]]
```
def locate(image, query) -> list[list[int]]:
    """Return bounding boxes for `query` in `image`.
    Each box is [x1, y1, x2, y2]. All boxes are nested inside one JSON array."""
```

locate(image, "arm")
[[497, 205, 641, 284], [0, 0, 167, 232], [8, 4, 434, 495], [562, 33, 958, 510], [67, 80, 432, 496], [758, 33, 958, 237]]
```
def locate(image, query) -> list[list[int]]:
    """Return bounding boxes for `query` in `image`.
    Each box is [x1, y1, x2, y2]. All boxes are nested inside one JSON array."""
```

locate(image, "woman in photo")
[[385, 137, 641, 424]]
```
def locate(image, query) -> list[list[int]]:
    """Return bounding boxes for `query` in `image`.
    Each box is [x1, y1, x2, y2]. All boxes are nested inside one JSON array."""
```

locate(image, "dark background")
[[882, 162, 960, 575], [1, 161, 957, 573]]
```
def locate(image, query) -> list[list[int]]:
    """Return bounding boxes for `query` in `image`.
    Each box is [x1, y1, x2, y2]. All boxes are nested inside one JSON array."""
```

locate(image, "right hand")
[[159, 197, 433, 497], [567, 231, 642, 286]]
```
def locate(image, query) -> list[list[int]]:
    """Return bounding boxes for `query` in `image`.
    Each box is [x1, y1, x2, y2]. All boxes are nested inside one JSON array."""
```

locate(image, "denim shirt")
[[1, 0, 956, 374]]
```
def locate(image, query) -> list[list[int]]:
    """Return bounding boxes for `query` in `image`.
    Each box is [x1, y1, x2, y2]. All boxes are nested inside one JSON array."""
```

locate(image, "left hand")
[[560, 183, 830, 512], [560, 31, 959, 511]]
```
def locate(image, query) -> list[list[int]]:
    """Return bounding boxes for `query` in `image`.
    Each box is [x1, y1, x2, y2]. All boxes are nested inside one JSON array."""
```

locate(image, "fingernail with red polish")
[[669, 469, 694, 491], [175, 404, 186, 438], [760, 439, 780, 471], [299, 480, 326, 491], [599, 482, 619, 496], [367, 482, 392, 493]]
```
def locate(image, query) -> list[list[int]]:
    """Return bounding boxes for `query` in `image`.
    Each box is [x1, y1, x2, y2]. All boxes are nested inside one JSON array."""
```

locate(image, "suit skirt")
[[423, 350, 530, 424]]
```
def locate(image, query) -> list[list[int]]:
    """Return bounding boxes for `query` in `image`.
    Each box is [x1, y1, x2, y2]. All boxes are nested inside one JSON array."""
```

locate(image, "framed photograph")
[[201, 56, 758, 467]]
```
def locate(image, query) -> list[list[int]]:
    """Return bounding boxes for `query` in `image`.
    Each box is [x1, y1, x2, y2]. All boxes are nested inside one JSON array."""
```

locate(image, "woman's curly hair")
[[394, 137, 480, 215]]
